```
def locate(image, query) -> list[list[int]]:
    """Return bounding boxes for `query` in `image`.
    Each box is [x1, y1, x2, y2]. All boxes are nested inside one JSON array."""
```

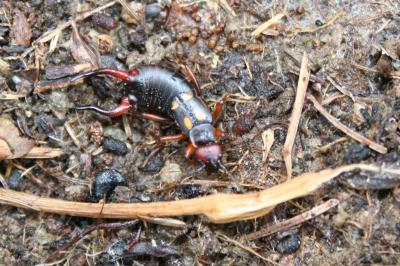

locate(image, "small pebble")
[[160, 161, 181, 183], [92, 13, 118, 30], [315, 19, 324, 26], [343, 144, 369, 163], [130, 131, 142, 143], [276, 233, 301, 254], [145, 3, 162, 18], [65, 185, 88, 201], [181, 185, 200, 198], [104, 127, 127, 142], [7, 73, 33, 93], [140, 156, 164, 173], [103, 137, 128, 155], [90, 169, 127, 201], [8, 170, 23, 190], [48, 91, 73, 109]]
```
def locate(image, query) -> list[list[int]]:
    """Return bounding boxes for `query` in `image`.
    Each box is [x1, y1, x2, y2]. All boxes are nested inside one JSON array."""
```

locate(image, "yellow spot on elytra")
[[171, 101, 179, 110], [194, 110, 207, 121], [183, 117, 193, 130], [180, 92, 193, 101]]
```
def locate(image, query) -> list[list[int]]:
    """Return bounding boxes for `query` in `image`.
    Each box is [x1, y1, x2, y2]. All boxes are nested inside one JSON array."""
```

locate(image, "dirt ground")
[[0, 0, 399, 265]]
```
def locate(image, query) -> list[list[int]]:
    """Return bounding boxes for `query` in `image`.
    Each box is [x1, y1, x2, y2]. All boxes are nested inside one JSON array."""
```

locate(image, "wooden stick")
[[217, 233, 280, 265], [0, 164, 398, 223], [283, 52, 310, 179], [251, 13, 285, 37], [241, 198, 340, 241], [307, 95, 387, 154]]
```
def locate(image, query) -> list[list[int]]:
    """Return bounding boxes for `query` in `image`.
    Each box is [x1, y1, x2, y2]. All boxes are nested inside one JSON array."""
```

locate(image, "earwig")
[[70, 66, 228, 173]]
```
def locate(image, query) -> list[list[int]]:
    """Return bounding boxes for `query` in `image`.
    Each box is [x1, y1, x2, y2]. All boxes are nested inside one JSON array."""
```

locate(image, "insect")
[[69, 66, 228, 173]]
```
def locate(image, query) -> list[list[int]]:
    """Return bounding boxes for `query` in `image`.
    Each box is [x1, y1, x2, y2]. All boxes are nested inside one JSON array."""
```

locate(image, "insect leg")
[[141, 113, 170, 123], [212, 100, 224, 122]]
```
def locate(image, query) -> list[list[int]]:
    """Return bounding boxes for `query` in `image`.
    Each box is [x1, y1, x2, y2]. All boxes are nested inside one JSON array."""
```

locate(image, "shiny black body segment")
[[127, 66, 213, 135]]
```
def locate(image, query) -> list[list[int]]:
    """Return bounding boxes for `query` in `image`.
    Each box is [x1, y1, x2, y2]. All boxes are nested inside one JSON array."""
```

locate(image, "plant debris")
[[1, 0, 400, 264], [11, 9, 32, 47]]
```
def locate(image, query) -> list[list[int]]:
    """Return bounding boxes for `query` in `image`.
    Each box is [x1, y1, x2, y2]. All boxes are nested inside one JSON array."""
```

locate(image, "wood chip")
[[307, 94, 387, 154], [23, 147, 64, 159], [11, 9, 32, 47], [283, 52, 310, 179], [251, 13, 285, 37]]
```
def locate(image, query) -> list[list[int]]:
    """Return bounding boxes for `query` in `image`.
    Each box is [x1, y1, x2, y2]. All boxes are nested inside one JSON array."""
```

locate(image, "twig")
[[283, 52, 310, 179], [351, 62, 400, 79], [122, 115, 132, 138], [46, 220, 139, 262], [0, 94, 26, 100], [241, 199, 340, 241], [251, 13, 285, 37], [243, 56, 253, 80], [0, 164, 398, 223], [307, 95, 387, 154], [22, 147, 64, 159], [137, 216, 186, 228], [219, 0, 236, 17], [0, 173, 8, 189], [64, 121, 81, 149], [312, 137, 348, 156], [217, 232, 281, 265], [297, 11, 345, 33], [326, 75, 355, 102]]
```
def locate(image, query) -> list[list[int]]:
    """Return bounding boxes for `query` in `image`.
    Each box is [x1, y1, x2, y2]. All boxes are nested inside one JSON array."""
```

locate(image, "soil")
[[0, 0, 399, 265]]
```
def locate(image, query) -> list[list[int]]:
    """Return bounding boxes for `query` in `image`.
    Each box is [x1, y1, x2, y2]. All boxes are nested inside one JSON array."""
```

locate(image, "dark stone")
[[139, 156, 164, 173], [181, 185, 200, 198], [92, 13, 118, 30], [315, 19, 324, 26], [103, 137, 129, 155], [145, 4, 163, 18], [276, 233, 301, 254], [90, 169, 127, 201], [343, 143, 369, 163], [8, 170, 24, 190]]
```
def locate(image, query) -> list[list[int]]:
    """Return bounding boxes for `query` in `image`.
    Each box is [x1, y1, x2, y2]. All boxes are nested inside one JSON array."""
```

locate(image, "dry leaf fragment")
[[70, 22, 101, 68], [0, 115, 35, 160], [12, 9, 32, 47]]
